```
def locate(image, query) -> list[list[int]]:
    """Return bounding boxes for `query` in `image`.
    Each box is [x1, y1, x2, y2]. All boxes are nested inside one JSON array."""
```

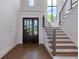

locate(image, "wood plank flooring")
[[2, 44, 52, 59]]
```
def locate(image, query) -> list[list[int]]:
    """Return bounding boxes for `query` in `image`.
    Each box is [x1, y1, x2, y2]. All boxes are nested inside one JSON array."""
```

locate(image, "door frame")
[[23, 17, 39, 44]]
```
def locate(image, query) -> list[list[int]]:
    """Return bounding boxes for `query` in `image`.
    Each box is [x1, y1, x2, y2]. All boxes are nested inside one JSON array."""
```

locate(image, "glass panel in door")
[[23, 19, 27, 34], [26, 20, 30, 33], [29, 19, 32, 35], [34, 19, 38, 35]]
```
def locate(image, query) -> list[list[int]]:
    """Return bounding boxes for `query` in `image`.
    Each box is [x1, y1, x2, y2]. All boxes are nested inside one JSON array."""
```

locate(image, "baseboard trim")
[[0, 44, 18, 59]]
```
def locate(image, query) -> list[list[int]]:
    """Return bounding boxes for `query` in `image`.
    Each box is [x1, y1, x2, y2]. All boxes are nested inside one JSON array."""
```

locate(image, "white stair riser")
[[56, 32, 65, 34], [47, 39, 71, 41], [50, 49, 78, 52], [56, 36, 68, 37], [56, 30, 63, 31], [46, 35, 68, 37], [56, 44, 74, 46]]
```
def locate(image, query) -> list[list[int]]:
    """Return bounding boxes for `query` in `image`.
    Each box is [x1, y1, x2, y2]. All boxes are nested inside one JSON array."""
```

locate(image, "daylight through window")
[[47, 0, 57, 22]]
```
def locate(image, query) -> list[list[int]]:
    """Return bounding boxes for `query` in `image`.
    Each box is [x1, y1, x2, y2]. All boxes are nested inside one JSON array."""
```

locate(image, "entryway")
[[23, 18, 39, 44]]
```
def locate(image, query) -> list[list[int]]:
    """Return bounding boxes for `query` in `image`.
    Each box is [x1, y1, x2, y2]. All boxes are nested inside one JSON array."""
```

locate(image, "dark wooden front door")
[[23, 18, 39, 44]]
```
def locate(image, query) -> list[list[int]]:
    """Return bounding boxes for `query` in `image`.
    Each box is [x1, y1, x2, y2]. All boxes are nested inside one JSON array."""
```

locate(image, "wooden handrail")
[[59, 0, 68, 25], [59, 0, 78, 25], [60, 0, 67, 13]]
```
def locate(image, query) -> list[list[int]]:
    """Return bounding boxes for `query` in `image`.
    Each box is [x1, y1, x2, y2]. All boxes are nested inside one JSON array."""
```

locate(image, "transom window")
[[47, 0, 57, 22], [29, 0, 34, 6]]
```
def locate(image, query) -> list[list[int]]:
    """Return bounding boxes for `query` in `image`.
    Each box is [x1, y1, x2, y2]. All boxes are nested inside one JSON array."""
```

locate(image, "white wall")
[[60, 5, 78, 47], [20, 0, 46, 12], [17, 0, 47, 44], [0, 0, 20, 58], [57, 0, 78, 13], [57, 0, 66, 12]]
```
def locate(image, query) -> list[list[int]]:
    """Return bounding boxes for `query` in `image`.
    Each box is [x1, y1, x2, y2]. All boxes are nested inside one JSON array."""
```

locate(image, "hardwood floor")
[[2, 44, 52, 59]]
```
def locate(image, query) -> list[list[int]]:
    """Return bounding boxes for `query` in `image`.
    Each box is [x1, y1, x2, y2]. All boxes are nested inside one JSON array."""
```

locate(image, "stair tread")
[[51, 52, 78, 56], [48, 41, 74, 43], [46, 34, 53, 35], [47, 37, 70, 39], [46, 31, 53, 33], [46, 34, 67, 35], [56, 33, 67, 34], [50, 49, 78, 52], [56, 31, 64, 32], [49, 46, 78, 49], [44, 27, 61, 29], [45, 30, 64, 32], [56, 37, 70, 39], [44, 29, 53, 30]]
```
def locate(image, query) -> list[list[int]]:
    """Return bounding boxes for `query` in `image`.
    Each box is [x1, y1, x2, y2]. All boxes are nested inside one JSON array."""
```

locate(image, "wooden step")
[[47, 37, 70, 39], [46, 33, 66, 36], [46, 30, 64, 34], [56, 30, 63, 31], [46, 33, 53, 36], [56, 35, 68, 37], [56, 33, 67, 34], [49, 43, 75, 46], [51, 52, 78, 56], [56, 31, 64, 32], [48, 41, 74, 43], [46, 32, 66, 35], [53, 27, 61, 29], [44, 27, 61, 30], [56, 37, 70, 39], [50, 46, 78, 49], [50, 49, 78, 52], [50, 48, 78, 52], [45, 30, 64, 32], [48, 39, 71, 42], [44, 29, 52, 30], [44, 27, 53, 28], [54, 29, 61, 30], [56, 41, 73, 43], [45, 30, 53, 31], [47, 34, 67, 36], [46, 34, 53, 35], [46, 31, 53, 33], [56, 33, 66, 35], [45, 30, 51, 32], [44, 28, 53, 29]]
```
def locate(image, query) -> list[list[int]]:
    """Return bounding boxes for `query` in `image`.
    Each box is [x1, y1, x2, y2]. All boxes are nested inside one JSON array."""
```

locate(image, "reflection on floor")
[[2, 44, 52, 59]]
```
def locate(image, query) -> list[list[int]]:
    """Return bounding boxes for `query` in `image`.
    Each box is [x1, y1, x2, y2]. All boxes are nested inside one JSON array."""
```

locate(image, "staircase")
[[44, 27, 78, 56]]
